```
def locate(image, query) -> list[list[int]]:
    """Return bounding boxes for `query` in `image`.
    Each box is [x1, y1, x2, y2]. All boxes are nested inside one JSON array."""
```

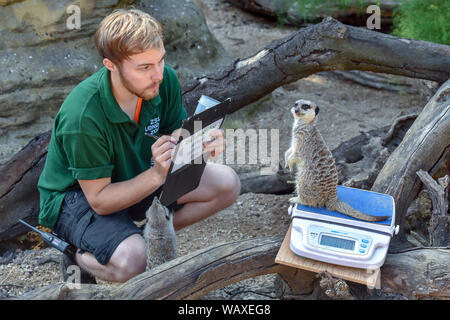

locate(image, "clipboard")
[[159, 97, 231, 207]]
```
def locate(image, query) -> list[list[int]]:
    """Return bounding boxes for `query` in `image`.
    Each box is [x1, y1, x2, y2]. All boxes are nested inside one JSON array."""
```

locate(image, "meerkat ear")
[[165, 208, 174, 220]]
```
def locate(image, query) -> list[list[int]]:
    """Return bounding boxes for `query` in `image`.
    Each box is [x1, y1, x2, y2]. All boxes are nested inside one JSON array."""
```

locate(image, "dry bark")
[[371, 78, 450, 242], [327, 70, 419, 94], [0, 132, 51, 241], [416, 170, 449, 247], [225, 0, 400, 26], [381, 247, 450, 299]]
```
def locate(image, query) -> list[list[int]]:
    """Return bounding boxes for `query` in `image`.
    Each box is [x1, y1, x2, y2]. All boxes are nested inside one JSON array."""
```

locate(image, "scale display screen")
[[320, 234, 355, 251]]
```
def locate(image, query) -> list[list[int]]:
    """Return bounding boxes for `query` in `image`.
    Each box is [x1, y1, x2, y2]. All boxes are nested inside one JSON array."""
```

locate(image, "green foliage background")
[[275, 0, 449, 45], [391, 0, 450, 45]]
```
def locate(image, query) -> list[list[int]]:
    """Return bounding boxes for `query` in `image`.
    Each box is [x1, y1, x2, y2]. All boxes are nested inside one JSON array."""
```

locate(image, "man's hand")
[[151, 135, 178, 183], [203, 128, 225, 158], [77, 136, 177, 216]]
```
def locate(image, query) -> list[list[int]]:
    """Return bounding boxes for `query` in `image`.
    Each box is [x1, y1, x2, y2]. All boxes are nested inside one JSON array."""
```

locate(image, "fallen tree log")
[[2, 17, 450, 241], [372, 78, 450, 243], [380, 247, 450, 299], [225, 0, 400, 27], [182, 16, 450, 115], [239, 168, 293, 194], [15, 235, 450, 300], [326, 70, 420, 94], [0, 132, 51, 241]]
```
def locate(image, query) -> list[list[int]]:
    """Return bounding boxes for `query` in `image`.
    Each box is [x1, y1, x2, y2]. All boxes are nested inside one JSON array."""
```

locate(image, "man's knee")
[[110, 234, 147, 282], [215, 165, 241, 201]]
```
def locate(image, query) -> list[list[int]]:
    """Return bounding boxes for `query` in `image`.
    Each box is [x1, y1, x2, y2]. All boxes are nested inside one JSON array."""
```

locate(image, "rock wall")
[[0, 0, 230, 164], [138, 0, 231, 83]]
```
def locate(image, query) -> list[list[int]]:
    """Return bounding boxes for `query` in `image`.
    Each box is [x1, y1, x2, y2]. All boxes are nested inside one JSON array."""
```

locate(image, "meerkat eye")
[[301, 104, 310, 110]]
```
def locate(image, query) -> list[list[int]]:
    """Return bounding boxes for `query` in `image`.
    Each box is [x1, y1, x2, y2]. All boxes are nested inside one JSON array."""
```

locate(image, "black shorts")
[[52, 186, 184, 265]]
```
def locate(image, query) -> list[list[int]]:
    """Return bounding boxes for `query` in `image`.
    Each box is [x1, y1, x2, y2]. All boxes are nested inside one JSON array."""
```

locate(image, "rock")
[[0, 0, 231, 164], [137, 0, 231, 85], [0, 0, 114, 165], [0, 249, 15, 265]]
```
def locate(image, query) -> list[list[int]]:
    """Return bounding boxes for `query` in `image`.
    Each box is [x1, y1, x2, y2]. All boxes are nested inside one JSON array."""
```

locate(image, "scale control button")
[[360, 244, 367, 248], [361, 239, 369, 243], [359, 249, 366, 254]]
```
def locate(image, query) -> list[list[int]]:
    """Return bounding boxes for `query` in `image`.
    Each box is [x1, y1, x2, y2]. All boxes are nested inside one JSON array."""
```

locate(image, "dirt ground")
[[0, 0, 431, 299]]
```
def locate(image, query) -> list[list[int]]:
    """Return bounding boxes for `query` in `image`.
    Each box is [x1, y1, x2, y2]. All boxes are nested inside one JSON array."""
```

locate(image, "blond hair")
[[94, 9, 163, 64]]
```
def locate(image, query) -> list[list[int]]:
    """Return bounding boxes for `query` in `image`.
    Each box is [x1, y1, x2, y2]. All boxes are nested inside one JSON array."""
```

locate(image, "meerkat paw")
[[285, 163, 292, 173], [289, 197, 301, 204], [287, 158, 298, 173], [284, 149, 292, 170]]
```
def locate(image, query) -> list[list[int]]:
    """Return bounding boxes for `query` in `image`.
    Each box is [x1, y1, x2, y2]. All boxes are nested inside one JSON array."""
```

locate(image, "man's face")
[[116, 46, 166, 100]]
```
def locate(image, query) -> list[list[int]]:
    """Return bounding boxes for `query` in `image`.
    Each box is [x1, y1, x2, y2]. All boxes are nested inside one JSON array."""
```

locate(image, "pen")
[[203, 136, 216, 149], [145, 132, 160, 140]]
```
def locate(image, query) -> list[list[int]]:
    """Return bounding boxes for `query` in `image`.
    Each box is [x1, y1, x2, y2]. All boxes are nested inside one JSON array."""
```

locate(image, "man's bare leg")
[[74, 233, 146, 283], [173, 163, 241, 230]]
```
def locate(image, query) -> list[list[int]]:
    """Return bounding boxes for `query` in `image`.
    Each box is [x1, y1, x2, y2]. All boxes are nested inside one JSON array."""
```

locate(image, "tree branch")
[[182, 17, 450, 114], [372, 78, 450, 242], [15, 235, 450, 300]]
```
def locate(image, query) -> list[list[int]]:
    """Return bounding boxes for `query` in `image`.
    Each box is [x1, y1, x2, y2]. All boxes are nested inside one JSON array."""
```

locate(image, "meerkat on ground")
[[143, 197, 178, 270], [285, 99, 389, 222]]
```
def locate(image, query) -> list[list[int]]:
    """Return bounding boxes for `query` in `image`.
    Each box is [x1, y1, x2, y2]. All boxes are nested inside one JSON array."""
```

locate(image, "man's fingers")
[[203, 138, 225, 158], [152, 139, 176, 157], [207, 128, 223, 138], [152, 135, 177, 148], [154, 147, 175, 164]]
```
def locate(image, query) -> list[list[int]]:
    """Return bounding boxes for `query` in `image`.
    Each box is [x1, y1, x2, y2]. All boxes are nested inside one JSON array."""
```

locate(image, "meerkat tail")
[[326, 198, 390, 222]]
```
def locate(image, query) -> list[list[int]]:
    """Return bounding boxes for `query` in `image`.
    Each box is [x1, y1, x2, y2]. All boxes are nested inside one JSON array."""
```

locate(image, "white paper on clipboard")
[[171, 118, 223, 173], [171, 135, 193, 172]]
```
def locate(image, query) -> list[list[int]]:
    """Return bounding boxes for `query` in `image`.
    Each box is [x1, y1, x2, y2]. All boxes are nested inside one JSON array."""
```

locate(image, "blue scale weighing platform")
[[288, 186, 400, 270]]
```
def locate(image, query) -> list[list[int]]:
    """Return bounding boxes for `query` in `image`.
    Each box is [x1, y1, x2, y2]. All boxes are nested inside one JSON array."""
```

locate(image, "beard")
[[117, 66, 161, 101]]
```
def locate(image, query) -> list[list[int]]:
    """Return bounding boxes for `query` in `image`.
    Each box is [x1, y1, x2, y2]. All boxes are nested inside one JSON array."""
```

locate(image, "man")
[[37, 9, 240, 283]]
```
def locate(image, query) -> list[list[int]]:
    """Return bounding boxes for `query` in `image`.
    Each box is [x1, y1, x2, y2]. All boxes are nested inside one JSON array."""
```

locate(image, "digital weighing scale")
[[288, 186, 400, 270]]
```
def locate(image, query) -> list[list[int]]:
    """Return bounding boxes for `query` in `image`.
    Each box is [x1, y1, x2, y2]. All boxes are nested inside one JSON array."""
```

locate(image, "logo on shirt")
[[144, 117, 160, 137]]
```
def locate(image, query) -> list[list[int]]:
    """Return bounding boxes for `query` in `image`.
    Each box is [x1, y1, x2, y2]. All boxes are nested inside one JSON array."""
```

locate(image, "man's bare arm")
[[78, 169, 162, 215], [79, 135, 177, 215]]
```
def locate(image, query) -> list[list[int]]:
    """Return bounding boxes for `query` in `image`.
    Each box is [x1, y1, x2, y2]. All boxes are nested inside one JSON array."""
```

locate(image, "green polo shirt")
[[37, 64, 187, 228]]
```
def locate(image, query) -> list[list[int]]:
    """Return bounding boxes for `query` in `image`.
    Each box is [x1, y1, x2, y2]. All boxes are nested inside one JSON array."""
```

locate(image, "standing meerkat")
[[285, 99, 389, 222], [144, 197, 178, 270]]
